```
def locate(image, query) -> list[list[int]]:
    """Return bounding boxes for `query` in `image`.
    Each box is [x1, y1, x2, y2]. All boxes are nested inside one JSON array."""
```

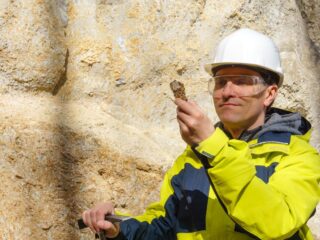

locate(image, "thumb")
[[97, 220, 120, 238], [188, 100, 198, 106]]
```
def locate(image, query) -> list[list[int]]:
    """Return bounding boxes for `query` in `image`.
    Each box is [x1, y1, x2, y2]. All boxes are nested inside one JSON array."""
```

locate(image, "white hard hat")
[[205, 28, 284, 86]]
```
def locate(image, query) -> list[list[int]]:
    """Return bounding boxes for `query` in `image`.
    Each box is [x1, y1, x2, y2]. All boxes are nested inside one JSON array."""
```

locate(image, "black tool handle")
[[78, 215, 130, 229], [78, 218, 87, 229]]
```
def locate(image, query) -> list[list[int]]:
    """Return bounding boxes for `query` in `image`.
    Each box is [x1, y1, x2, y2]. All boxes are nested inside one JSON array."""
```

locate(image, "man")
[[82, 28, 320, 239]]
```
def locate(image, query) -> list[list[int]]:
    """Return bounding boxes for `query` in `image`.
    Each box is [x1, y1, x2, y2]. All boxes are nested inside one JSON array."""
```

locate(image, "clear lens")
[[208, 75, 267, 97]]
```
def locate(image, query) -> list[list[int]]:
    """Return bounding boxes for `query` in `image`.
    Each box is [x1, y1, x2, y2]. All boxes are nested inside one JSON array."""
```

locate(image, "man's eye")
[[234, 78, 248, 85], [234, 77, 256, 86], [215, 79, 227, 87]]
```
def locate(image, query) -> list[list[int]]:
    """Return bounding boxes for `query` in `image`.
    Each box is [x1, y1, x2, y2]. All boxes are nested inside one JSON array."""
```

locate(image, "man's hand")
[[82, 202, 120, 238], [175, 99, 214, 146]]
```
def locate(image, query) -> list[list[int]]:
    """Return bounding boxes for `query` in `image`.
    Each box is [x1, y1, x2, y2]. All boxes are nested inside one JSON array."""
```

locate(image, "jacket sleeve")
[[194, 127, 320, 240], [118, 150, 188, 240]]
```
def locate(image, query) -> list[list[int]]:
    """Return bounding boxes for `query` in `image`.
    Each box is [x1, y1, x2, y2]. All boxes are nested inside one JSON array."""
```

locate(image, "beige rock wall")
[[0, 0, 319, 239]]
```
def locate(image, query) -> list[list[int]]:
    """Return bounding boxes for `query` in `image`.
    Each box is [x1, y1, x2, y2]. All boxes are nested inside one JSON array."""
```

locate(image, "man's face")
[[212, 67, 275, 130]]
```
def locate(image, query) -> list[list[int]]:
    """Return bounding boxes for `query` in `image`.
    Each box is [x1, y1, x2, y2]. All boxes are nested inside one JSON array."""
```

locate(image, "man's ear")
[[264, 84, 278, 107]]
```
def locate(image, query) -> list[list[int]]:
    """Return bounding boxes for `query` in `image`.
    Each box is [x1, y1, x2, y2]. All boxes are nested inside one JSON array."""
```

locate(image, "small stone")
[[170, 80, 188, 101], [115, 78, 126, 87]]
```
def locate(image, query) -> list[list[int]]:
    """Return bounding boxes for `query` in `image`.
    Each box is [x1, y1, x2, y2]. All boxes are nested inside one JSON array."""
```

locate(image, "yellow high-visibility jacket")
[[117, 109, 320, 240]]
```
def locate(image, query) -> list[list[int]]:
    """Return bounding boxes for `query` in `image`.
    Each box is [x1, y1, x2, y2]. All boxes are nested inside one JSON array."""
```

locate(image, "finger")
[[90, 210, 98, 232], [188, 100, 197, 104], [83, 210, 95, 233], [187, 100, 203, 114], [177, 117, 190, 135], [177, 111, 194, 129], [97, 220, 119, 238], [96, 209, 105, 224], [175, 98, 200, 116], [105, 202, 115, 215], [97, 220, 114, 230]]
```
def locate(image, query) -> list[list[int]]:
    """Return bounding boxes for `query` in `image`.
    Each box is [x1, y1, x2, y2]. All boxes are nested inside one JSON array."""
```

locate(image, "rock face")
[[0, 0, 319, 239]]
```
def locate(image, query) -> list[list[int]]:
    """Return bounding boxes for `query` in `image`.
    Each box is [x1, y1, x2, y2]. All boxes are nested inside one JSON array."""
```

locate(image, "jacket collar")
[[216, 107, 312, 144]]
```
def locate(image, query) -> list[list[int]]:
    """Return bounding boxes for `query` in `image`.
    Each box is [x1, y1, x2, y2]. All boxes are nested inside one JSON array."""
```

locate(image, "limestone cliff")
[[0, 0, 319, 239]]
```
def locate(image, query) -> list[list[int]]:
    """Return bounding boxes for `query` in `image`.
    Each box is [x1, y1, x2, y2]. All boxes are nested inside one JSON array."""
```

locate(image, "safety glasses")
[[208, 75, 267, 97]]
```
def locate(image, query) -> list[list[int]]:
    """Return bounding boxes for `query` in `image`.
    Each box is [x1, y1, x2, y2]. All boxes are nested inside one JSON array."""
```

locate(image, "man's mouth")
[[220, 102, 240, 107]]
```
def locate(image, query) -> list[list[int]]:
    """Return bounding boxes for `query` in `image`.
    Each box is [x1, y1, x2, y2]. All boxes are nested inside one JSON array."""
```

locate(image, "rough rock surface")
[[0, 0, 319, 239]]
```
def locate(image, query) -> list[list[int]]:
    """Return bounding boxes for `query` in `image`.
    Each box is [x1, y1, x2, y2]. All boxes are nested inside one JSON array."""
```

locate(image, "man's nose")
[[222, 81, 236, 97]]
